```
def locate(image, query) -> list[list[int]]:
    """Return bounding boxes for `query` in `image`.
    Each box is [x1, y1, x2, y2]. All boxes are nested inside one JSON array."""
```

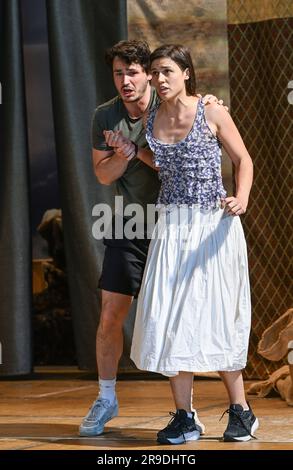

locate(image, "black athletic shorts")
[[98, 219, 151, 298]]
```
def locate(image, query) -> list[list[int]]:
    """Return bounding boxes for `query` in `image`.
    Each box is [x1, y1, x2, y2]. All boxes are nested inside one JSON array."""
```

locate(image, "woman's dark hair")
[[150, 44, 196, 96], [105, 40, 151, 71]]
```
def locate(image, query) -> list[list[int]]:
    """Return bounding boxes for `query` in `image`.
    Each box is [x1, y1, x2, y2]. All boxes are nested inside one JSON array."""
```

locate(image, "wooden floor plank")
[[0, 371, 292, 450]]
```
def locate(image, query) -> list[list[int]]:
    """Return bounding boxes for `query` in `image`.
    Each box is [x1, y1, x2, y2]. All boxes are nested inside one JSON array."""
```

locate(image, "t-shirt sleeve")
[[91, 107, 112, 151]]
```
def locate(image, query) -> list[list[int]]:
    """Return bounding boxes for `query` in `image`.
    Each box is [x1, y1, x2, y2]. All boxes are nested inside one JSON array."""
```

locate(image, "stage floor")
[[0, 367, 292, 450]]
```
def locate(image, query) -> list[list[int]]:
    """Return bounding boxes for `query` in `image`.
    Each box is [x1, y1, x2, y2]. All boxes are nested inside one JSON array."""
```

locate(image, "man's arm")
[[92, 108, 131, 185], [92, 148, 129, 185]]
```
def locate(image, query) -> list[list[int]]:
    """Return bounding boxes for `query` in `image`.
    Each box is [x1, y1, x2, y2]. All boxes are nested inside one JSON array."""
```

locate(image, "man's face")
[[112, 57, 151, 103]]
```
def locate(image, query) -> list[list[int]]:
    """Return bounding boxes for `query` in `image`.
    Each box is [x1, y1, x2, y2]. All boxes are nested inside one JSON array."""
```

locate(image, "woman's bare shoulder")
[[204, 101, 230, 125]]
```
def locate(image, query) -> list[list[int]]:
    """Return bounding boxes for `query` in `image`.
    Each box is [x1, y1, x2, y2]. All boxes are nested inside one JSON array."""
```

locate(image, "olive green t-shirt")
[[92, 88, 160, 220]]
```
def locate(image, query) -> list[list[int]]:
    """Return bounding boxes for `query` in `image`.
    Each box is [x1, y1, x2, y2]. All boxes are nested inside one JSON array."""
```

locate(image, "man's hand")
[[199, 93, 229, 112]]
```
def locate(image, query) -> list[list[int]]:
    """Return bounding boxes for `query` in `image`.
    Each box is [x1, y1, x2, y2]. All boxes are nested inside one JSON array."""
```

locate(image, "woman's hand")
[[103, 130, 136, 161], [221, 196, 248, 216], [103, 130, 127, 148], [116, 142, 136, 161]]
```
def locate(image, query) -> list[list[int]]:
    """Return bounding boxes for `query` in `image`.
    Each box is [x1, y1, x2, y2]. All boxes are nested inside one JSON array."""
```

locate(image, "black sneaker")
[[221, 403, 259, 442], [157, 409, 201, 445]]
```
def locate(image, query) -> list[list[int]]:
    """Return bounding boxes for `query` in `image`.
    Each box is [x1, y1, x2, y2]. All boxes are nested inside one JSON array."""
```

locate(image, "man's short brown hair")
[[105, 40, 151, 71]]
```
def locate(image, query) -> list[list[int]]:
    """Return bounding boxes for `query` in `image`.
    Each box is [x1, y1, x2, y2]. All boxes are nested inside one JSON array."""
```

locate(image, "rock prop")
[[248, 309, 293, 406]]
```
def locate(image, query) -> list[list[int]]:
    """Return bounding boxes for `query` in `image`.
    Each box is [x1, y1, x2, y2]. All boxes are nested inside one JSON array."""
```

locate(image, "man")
[[79, 40, 223, 436]]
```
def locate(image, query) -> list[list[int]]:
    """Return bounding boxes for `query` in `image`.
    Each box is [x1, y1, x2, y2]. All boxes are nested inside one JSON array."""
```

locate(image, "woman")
[[129, 44, 259, 445]]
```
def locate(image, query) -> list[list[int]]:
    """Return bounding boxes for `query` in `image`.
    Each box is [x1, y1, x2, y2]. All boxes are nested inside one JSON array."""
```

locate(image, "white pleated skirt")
[[130, 205, 251, 377]]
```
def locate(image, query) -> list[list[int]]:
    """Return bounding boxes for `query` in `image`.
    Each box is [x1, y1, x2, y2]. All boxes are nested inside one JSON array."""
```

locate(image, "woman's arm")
[[136, 147, 159, 171], [205, 104, 253, 215]]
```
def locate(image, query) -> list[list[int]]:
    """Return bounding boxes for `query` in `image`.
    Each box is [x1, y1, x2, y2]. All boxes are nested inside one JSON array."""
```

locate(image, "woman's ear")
[[184, 68, 190, 80]]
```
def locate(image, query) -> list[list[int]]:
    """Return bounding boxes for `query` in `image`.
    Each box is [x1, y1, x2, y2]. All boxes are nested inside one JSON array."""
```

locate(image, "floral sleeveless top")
[[146, 97, 227, 209]]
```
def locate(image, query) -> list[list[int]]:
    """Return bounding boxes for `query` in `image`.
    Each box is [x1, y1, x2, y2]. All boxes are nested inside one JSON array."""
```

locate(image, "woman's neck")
[[162, 94, 198, 117]]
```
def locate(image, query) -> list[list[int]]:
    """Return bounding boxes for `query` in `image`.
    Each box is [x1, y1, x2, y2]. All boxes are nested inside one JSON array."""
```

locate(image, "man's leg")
[[97, 289, 133, 379], [79, 290, 132, 436]]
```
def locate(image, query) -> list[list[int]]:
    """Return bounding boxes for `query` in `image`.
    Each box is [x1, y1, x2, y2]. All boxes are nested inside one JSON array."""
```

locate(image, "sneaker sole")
[[196, 421, 205, 435], [157, 430, 201, 445], [193, 412, 205, 435], [223, 417, 259, 442], [79, 406, 118, 437]]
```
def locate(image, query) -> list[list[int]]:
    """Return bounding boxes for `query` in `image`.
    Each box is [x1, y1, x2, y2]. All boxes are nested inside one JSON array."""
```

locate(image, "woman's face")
[[150, 57, 189, 100]]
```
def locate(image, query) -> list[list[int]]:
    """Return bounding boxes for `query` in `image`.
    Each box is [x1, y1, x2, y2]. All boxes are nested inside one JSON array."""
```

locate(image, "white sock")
[[98, 378, 116, 404]]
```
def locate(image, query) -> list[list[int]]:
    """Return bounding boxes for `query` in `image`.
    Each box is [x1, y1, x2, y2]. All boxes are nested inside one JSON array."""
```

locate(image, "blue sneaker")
[[79, 397, 118, 436]]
